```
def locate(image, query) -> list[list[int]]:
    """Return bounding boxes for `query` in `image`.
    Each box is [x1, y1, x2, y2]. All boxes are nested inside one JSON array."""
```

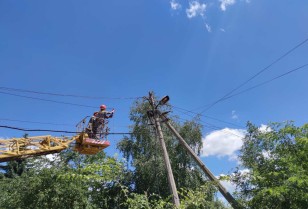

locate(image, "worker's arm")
[[106, 109, 115, 118]]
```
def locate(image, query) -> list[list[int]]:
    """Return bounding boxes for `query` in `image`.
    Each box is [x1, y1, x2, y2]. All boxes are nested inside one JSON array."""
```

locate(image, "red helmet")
[[100, 104, 106, 110]]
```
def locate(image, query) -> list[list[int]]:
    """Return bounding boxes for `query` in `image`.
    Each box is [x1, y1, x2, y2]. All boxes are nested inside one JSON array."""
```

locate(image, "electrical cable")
[[174, 64, 308, 136], [0, 125, 132, 135], [176, 116, 244, 138], [0, 118, 131, 129], [171, 105, 244, 128], [0, 118, 243, 141], [218, 63, 308, 102], [0, 118, 72, 126], [173, 110, 244, 138], [0, 86, 140, 100], [196, 37, 308, 113], [171, 63, 308, 127], [0, 114, 236, 138], [188, 63, 308, 113], [0, 91, 97, 108]]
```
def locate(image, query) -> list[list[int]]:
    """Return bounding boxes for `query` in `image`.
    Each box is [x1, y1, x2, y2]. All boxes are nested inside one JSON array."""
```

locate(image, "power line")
[[0, 118, 131, 129], [192, 63, 308, 111], [196, 37, 308, 113], [0, 125, 132, 135], [176, 116, 244, 138], [0, 91, 97, 108], [173, 64, 308, 129], [0, 86, 140, 100], [218, 63, 308, 102], [171, 105, 244, 128], [174, 110, 244, 138], [0, 119, 243, 138], [0, 118, 72, 126]]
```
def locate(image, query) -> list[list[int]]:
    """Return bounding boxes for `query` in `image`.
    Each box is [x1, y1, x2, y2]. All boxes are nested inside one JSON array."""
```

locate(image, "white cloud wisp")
[[220, 0, 236, 11], [231, 110, 239, 120], [186, 1, 207, 18], [170, 0, 181, 10]]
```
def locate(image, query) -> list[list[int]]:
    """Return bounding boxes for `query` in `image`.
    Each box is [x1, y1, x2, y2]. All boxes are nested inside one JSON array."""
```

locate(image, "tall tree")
[[117, 97, 207, 198], [233, 122, 308, 209]]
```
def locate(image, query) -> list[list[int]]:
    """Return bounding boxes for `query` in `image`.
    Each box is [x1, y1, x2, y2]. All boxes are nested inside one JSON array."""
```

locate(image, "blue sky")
[[1, 0, 308, 193]]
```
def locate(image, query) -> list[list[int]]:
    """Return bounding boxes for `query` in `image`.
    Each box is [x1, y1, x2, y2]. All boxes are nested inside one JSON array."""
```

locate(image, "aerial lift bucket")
[[74, 132, 110, 155]]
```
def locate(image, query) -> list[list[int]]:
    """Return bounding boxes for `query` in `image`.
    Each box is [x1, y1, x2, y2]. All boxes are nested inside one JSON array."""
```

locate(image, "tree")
[[233, 122, 308, 209], [0, 150, 129, 209], [0, 159, 26, 178], [124, 183, 228, 209], [117, 97, 209, 198]]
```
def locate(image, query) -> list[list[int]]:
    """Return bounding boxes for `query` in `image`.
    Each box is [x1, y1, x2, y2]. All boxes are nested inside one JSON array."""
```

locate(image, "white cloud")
[[231, 110, 239, 120], [216, 174, 236, 193], [259, 124, 272, 133], [217, 169, 250, 192], [220, 28, 226, 32], [233, 168, 251, 181], [186, 1, 207, 18], [170, 0, 181, 10], [220, 179, 236, 192], [262, 150, 271, 159], [220, 0, 236, 11], [201, 128, 245, 160], [205, 23, 212, 32], [238, 168, 250, 174]]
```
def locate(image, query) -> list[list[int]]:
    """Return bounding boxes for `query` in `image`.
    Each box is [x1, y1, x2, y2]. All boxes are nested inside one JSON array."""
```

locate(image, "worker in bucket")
[[86, 104, 115, 139]]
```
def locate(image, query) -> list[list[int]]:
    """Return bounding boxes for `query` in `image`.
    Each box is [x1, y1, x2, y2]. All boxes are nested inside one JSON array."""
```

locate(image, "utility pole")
[[147, 92, 180, 207], [160, 113, 243, 209]]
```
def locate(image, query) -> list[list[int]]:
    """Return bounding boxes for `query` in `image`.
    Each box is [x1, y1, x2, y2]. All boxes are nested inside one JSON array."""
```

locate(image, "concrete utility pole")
[[160, 113, 243, 209], [148, 92, 180, 207]]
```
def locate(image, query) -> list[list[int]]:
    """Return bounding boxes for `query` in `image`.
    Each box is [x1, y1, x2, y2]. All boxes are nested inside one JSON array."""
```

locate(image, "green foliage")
[[117, 97, 206, 197], [233, 122, 308, 209], [0, 151, 129, 209], [0, 167, 92, 209], [179, 183, 227, 209], [0, 154, 228, 209], [59, 157, 125, 182], [124, 183, 228, 209], [124, 193, 173, 209], [0, 159, 26, 178]]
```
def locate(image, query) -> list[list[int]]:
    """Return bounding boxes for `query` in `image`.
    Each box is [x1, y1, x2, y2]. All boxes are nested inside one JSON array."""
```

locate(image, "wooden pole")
[[161, 114, 242, 209], [149, 92, 180, 207]]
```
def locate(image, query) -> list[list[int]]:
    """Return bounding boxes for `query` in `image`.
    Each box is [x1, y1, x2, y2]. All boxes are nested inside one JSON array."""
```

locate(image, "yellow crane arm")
[[0, 135, 75, 162]]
